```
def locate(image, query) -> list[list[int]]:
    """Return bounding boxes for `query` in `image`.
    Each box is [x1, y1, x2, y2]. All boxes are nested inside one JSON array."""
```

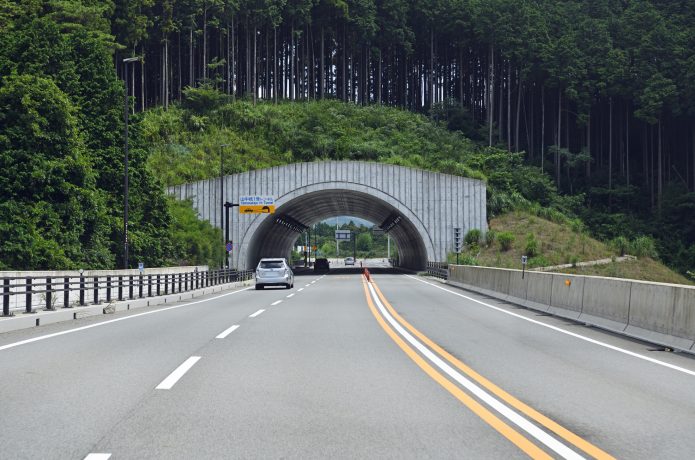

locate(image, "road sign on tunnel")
[[239, 196, 275, 214]]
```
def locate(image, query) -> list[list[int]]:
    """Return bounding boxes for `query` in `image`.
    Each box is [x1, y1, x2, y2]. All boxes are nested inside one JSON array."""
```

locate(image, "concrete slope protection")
[[169, 161, 487, 270], [1, 269, 694, 459]]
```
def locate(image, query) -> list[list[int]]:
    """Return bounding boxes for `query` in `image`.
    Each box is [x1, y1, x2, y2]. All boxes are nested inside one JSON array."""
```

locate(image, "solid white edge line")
[[155, 356, 201, 390], [0, 287, 253, 352], [215, 324, 240, 339], [271, 300, 283, 306], [286, 294, 295, 298], [366, 282, 583, 460], [84, 454, 111, 460], [407, 275, 695, 377], [249, 309, 265, 318]]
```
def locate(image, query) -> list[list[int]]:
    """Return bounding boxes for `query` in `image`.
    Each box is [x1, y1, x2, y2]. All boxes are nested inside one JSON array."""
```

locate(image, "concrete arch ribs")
[[169, 161, 487, 270]]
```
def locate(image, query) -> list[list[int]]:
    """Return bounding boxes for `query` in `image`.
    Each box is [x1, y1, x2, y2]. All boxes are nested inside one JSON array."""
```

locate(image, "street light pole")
[[219, 144, 231, 268], [123, 56, 141, 270]]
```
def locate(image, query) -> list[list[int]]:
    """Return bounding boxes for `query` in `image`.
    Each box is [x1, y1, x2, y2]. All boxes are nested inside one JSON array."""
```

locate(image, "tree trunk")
[[507, 62, 512, 151], [252, 25, 257, 104], [377, 48, 382, 105], [177, 31, 182, 100], [320, 26, 325, 99], [290, 24, 294, 100], [203, 4, 207, 81], [609, 97, 613, 191], [189, 26, 193, 87], [274, 27, 277, 103], [586, 112, 591, 178], [541, 85, 545, 172], [556, 88, 561, 190], [515, 75, 521, 153], [626, 104, 630, 186], [488, 44, 494, 147], [229, 16, 237, 100], [658, 119, 663, 212]]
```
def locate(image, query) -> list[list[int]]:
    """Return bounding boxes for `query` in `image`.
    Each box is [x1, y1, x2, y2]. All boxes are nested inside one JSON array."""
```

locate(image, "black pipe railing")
[[426, 262, 449, 280], [0, 269, 254, 316]]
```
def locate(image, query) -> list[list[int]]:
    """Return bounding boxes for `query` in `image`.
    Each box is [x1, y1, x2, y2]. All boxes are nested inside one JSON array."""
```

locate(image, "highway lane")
[[369, 272, 695, 459], [2, 269, 694, 459], [77, 271, 523, 459]]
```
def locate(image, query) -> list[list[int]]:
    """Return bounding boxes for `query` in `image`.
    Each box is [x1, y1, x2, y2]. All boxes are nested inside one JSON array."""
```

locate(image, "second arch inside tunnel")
[[245, 189, 430, 270]]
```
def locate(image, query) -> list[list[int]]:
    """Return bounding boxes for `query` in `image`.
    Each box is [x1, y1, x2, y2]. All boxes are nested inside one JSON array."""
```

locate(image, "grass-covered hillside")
[[452, 211, 692, 285], [138, 88, 576, 221]]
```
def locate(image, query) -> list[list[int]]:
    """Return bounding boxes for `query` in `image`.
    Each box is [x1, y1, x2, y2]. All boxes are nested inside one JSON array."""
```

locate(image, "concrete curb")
[[0, 280, 253, 334]]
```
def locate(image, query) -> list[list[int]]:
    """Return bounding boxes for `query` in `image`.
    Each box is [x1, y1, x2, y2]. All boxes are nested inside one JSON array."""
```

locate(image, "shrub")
[[569, 218, 585, 233], [525, 233, 539, 257], [465, 229, 481, 246], [528, 255, 550, 268], [631, 236, 658, 258], [569, 255, 580, 267], [498, 232, 515, 251], [611, 236, 630, 256], [459, 254, 479, 266], [485, 229, 497, 247]]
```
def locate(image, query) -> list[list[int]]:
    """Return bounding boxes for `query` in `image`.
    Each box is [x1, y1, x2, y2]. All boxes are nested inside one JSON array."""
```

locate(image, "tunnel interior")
[[246, 189, 428, 270]]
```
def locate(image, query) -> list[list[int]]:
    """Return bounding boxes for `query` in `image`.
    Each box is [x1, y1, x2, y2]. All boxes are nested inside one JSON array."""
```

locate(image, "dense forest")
[[1, 0, 693, 275]]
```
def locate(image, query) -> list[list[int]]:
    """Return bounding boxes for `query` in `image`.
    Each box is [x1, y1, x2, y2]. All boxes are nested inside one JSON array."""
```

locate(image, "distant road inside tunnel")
[[1, 270, 695, 459]]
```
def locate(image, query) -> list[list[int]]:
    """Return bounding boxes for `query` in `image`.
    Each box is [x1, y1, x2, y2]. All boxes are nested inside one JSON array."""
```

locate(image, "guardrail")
[[426, 262, 449, 280], [1, 268, 254, 316], [446, 264, 695, 353]]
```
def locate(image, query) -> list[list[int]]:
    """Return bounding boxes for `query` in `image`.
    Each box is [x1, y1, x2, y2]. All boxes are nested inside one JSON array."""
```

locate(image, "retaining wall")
[[447, 265, 695, 353]]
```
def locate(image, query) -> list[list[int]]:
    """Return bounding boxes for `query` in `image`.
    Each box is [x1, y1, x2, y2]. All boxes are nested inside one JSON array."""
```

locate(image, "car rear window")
[[260, 261, 283, 269]]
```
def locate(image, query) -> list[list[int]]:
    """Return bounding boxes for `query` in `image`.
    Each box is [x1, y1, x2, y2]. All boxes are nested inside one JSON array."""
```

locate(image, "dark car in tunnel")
[[314, 258, 330, 272]]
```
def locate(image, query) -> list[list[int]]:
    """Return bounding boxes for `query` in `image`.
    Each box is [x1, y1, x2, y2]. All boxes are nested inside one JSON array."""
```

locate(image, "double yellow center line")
[[361, 276, 614, 460]]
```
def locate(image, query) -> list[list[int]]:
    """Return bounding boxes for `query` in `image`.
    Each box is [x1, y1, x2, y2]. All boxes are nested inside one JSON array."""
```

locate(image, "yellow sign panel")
[[239, 205, 276, 214]]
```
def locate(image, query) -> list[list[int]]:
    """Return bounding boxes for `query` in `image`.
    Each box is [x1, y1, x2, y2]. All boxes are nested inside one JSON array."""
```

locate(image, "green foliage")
[[485, 229, 497, 247], [525, 233, 539, 258], [631, 236, 658, 259], [611, 236, 630, 256], [498, 232, 515, 251], [168, 198, 224, 267], [464, 229, 481, 246], [528, 255, 550, 268], [356, 232, 372, 252]]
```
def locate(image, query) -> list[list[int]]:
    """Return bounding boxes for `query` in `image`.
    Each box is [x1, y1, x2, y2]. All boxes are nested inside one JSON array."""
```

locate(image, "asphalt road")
[[1, 269, 695, 459]]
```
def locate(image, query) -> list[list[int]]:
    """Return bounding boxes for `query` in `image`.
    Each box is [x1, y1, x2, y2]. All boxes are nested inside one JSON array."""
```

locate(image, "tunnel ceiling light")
[[275, 215, 308, 233], [380, 214, 402, 233]]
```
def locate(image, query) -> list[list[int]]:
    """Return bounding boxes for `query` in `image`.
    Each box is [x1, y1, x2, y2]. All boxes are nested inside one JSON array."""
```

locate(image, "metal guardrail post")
[[93, 277, 99, 304], [156, 275, 160, 296], [63, 277, 70, 308], [185, 272, 189, 291], [79, 275, 85, 306], [148, 274, 152, 297], [46, 278, 54, 311], [25, 278, 33, 313], [3, 279, 10, 316], [164, 274, 169, 294], [106, 276, 112, 302], [138, 274, 143, 298], [128, 275, 134, 299], [178, 273, 182, 292]]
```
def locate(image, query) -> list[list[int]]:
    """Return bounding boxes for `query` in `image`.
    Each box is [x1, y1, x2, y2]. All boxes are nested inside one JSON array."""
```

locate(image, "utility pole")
[[123, 56, 142, 270]]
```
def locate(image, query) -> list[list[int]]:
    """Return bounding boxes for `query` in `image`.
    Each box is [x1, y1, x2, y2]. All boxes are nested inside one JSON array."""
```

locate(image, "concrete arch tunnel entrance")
[[248, 189, 429, 269], [169, 161, 487, 270]]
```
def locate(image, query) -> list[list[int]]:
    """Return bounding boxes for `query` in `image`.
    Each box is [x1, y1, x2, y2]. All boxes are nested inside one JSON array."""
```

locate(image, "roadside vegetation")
[[448, 211, 692, 285]]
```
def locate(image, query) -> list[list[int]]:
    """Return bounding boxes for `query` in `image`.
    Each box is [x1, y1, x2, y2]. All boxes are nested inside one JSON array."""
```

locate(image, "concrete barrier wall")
[[446, 265, 695, 353]]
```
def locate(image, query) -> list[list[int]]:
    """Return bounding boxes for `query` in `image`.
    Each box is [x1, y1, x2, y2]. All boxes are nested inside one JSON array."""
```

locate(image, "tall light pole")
[[123, 56, 141, 269], [219, 144, 231, 268]]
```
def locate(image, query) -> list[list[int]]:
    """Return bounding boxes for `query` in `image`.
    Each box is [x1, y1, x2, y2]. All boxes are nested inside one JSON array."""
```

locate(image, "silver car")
[[255, 258, 294, 290]]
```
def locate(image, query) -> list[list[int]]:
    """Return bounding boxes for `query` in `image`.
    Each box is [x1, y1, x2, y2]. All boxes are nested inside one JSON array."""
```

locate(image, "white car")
[[255, 258, 294, 290], [344, 257, 355, 266]]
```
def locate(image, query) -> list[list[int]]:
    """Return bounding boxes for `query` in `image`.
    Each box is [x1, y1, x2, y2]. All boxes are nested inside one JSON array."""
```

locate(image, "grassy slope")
[[458, 211, 692, 285]]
